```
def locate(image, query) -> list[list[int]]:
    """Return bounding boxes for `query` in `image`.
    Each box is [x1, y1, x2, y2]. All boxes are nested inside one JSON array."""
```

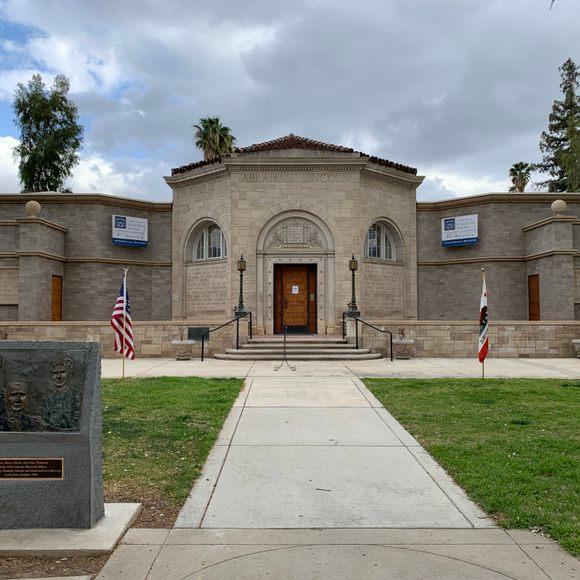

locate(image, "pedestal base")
[[0, 503, 141, 556]]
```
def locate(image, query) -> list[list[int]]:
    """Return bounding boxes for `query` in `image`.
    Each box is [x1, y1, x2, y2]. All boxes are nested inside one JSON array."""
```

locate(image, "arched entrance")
[[256, 211, 336, 335]]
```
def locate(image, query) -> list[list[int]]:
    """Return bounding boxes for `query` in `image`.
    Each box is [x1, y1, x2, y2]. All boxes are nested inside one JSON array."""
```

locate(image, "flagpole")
[[481, 268, 485, 380], [122, 268, 128, 380]]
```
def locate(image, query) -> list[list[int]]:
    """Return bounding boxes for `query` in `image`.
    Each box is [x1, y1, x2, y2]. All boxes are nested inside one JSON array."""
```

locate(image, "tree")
[[193, 117, 235, 161], [12, 74, 83, 193], [536, 58, 579, 192], [508, 162, 533, 192], [562, 115, 580, 191]]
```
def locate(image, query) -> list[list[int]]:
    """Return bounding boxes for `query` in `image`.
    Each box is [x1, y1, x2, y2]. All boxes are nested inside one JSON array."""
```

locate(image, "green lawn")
[[102, 377, 243, 521], [364, 378, 580, 556]]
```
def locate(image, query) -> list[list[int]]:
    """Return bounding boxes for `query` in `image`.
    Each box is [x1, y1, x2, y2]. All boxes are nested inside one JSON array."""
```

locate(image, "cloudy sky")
[[0, 0, 577, 201]]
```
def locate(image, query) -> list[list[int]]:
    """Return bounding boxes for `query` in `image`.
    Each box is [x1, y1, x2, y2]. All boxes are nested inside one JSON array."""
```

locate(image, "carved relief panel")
[[266, 219, 325, 250]]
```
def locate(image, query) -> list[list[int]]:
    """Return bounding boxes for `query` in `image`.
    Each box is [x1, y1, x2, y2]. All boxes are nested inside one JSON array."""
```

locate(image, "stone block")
[[141, 344, 162, 356], [0, 341, 104, 529]]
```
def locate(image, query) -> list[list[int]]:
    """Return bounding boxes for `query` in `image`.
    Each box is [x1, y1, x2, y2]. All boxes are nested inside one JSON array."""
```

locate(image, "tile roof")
[[171, 134, 417, 175], [235, 133, 355, 154]]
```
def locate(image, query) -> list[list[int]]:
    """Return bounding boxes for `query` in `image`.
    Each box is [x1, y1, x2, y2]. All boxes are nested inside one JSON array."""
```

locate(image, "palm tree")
[[193, 117, 236, 161], [508, 162, 534, 192]]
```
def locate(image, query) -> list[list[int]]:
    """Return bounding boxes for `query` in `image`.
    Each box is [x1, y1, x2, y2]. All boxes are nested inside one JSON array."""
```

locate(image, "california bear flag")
[[478, 270, 489, 363]]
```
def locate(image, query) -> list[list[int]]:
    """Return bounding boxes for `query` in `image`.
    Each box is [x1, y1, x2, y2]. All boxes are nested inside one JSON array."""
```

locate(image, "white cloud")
[[0, 0, 577, 201], [0, 68, 55, 100], [0, 34, 121, 98], [340, 130, 384, 155], [418, 168, 510, 201], [67, 153, 171, 200], [0, 135, 20, 192], [0, 136, 169, 199]]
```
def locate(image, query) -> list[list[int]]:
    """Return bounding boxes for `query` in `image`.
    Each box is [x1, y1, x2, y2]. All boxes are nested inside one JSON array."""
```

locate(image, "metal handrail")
[[200, 311, 252, 361], [342, 311, 393, 362]]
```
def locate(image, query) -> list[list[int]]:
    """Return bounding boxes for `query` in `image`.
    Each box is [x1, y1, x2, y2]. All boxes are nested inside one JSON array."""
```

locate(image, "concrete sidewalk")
[[175, 373, 492, 529], [96, 361, 578, 579], [100, 528, 578, 579], [101, 356, 579, 379]]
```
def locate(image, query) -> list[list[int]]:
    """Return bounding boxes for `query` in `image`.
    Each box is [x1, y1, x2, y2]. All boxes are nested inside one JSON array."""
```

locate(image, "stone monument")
[[0, 341, 104, 529]]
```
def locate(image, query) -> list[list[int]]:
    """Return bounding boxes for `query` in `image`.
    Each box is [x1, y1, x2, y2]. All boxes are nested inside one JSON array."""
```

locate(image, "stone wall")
[[184, 259, 230, 319], [0, 268, 18, 305], [353, 320, 580, 358], [418, 262, 528, 320], [0, 194, 172, 321], [0, 319, 576, 358], [63, 262, 172, 321], [417, 194, 580, 321], [0, 320, 244, 358], [362, 260, 405, 318], [0, 306, 18, 321], [170, 172, 232, 320]]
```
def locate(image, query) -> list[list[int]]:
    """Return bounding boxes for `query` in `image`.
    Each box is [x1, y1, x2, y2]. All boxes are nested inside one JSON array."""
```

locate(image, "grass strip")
[[102, 376, 243, 514], [364, 377, 579, 555]]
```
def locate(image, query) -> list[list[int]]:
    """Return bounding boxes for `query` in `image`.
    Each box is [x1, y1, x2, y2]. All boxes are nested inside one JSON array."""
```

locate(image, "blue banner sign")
[[112, 215, 148, 247], [441, 214, 478, 247]]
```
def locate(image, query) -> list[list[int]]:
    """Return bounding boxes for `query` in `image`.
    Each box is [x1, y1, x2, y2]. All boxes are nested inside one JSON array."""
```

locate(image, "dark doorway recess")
[[528, 274, 540, 321]]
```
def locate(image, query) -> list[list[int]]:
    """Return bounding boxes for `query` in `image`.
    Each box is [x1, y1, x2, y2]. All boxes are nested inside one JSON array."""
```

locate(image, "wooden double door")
[[274, 264, 317, 334]]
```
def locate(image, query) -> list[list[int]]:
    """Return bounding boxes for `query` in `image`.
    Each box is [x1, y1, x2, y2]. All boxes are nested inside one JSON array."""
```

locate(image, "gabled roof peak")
[[235, 134, 356, 154], [171, 134, 417, 176]]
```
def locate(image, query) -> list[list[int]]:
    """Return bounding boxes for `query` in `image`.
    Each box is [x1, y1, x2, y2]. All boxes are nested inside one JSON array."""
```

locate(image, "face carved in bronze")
[[5, 380, 28, 413], [51, 355, 74, 390]]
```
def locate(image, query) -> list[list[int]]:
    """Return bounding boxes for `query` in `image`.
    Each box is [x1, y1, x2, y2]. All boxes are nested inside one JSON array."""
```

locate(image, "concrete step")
[[214, 352, 382, 360], [242, 342, 354, 350], [231, 348, 372, 355], [248, 336, 346, 344]]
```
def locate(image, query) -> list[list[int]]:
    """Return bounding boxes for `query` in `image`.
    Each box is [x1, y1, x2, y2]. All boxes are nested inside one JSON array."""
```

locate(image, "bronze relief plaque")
[[0, 351, 85, 433]]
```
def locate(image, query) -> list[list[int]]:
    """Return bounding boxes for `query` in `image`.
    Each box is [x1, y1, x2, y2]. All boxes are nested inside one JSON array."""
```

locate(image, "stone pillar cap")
[[551, 199, 567, 215], [24, 200, 42, 217]]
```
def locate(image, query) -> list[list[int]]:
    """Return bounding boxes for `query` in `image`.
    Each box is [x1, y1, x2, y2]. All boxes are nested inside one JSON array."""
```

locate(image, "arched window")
[[193, 223, 227, 261], [365, 223, 395, 260]]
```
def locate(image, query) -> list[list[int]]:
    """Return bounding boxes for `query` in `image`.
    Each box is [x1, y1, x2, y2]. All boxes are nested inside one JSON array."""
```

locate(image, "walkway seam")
[[198, 377, 253, 528], [350, 372, 476, 529]]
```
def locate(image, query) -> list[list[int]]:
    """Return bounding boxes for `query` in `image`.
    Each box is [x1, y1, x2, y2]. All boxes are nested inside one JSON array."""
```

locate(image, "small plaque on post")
[[0, 457, 63, 480]]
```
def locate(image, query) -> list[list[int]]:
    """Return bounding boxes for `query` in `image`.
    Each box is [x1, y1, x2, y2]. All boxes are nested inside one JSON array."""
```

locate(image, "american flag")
[[111, 272, 135, 360]]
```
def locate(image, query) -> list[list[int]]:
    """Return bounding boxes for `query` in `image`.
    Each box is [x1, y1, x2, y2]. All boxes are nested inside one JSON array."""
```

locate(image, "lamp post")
[[347, 254, 360, 317], [234, 255, 247, 317]]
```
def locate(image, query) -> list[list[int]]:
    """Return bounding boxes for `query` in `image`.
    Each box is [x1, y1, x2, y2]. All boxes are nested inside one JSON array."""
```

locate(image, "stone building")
[[0, 135, 579, 356]]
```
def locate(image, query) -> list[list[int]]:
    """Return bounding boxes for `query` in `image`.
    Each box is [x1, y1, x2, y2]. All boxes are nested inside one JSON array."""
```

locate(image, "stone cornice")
[[525, 249, 579, 261], [0, 193, 172, 211], [362, 165, 425, 186], [226, 158, 366, 172], [16, 217, 68, 233], [66, 257, 172, 267], [522, 215, 577, 232], [418, 249, 580, 266], [0, 251, 171, 267], [164, 163, 228, 185], [164, 156, 425, 189], [18, 251, 66, 262], [417, 192, 580, 211]]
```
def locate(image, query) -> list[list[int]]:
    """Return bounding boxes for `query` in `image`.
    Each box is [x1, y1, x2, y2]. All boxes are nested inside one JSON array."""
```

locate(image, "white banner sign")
[[441, 214, 478, 247], [112, 215, 148, 247]]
